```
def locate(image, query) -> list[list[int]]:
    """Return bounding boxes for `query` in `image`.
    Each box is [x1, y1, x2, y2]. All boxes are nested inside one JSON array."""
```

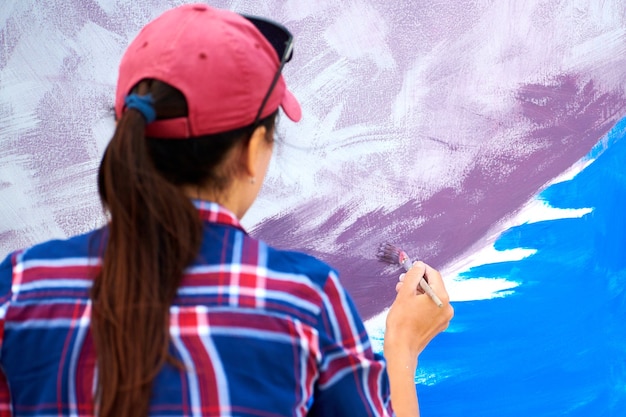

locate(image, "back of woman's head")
[[92, 4, 301, 417]]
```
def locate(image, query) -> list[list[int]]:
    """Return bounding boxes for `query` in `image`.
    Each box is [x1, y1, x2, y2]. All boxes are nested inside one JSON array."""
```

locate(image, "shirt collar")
[[192, 199, 245, 232]]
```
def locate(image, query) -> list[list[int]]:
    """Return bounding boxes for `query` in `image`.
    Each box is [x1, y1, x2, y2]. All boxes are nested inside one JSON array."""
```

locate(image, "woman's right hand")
[[384, 261, 454, 362], [383, 261, 453, 416]]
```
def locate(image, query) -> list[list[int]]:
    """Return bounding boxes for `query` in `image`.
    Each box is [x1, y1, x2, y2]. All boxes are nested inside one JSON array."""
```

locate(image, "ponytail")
[[92, 80, 278, 417], [92, 81, 201, 417]]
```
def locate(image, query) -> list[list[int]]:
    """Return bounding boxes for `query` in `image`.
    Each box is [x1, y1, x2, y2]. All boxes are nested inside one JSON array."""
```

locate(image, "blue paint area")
[[418, 117, 626, 416]]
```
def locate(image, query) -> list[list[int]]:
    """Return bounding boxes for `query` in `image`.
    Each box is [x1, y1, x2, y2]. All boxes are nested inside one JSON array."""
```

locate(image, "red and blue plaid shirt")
[[0, 200, 392, 416]]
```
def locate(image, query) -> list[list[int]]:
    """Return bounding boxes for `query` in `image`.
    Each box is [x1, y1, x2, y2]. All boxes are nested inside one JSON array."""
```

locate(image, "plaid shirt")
[[0, 201, 392, 416]]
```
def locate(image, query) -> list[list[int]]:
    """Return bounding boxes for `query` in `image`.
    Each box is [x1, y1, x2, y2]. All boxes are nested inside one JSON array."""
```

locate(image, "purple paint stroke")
[[253, 74, 626, 320]]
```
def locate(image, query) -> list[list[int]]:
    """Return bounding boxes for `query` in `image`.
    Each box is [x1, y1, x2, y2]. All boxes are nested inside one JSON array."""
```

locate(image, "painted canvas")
[[1, 1, 625, 415]]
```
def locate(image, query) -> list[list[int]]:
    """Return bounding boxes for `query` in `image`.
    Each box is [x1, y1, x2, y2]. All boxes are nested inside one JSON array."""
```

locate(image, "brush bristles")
[[376, 242, 402, 265]]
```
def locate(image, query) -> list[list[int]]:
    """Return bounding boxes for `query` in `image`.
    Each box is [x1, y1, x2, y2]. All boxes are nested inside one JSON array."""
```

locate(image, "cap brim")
[[280, 88, 302, 122]]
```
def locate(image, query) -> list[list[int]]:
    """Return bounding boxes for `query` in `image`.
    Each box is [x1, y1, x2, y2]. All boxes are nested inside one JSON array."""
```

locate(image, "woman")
[[0, 4, 453, 416]]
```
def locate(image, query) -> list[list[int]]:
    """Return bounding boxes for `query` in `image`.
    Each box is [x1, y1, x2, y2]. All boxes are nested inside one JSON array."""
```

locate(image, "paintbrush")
[[377, 242, 443, 308]]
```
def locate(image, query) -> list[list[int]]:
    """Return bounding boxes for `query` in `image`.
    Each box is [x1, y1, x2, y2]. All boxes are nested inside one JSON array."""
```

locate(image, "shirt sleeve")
[[0, 252, 14, 417], [309, 270, 393, 417]]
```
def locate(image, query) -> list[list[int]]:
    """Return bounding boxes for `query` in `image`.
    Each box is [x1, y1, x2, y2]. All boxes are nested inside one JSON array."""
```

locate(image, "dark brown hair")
[[92, 79, 276, 417]]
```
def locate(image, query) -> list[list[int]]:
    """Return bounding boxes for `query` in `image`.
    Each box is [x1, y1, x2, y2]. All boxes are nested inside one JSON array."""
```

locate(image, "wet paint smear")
[[415, 117, 626, 416]]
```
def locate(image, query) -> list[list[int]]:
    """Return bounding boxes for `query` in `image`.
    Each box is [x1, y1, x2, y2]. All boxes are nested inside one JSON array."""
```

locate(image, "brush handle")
[[418, 278, 444, 308], [401, 259, 444, 308]]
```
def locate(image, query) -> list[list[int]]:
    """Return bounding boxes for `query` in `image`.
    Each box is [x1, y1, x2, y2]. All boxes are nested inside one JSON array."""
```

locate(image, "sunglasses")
[[243, 15, 294, 126]]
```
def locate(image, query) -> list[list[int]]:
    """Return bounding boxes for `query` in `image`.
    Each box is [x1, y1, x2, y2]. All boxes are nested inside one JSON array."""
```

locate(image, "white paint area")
[[442, 198, 594, 303], [365, 159, 596, 349], [323, 1, 395, 70], [441, 159, 594, 303], [0, 4, 124, 256]]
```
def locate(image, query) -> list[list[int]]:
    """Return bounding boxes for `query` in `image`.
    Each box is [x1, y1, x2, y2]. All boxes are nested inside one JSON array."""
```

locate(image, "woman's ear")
[[241, 125, 267, 178]]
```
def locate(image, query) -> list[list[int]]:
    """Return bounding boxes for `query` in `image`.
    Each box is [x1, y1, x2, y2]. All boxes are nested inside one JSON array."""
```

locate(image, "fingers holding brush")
[[395, 272, 406, 292], [384, 262, 453, 417], [386, 261, 454, 357], [396, 263, 446, 308], [420, 263, 450, 307], [394, 260, 424, 293], [378, 244, 454, 416]]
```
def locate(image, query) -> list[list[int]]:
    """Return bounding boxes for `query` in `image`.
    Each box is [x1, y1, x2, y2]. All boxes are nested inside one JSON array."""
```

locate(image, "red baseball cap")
[[114, 3, 301, 138]]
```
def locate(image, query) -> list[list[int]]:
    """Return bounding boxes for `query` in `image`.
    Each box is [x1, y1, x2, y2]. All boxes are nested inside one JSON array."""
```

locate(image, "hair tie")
[[124, 94, 156, 123]]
